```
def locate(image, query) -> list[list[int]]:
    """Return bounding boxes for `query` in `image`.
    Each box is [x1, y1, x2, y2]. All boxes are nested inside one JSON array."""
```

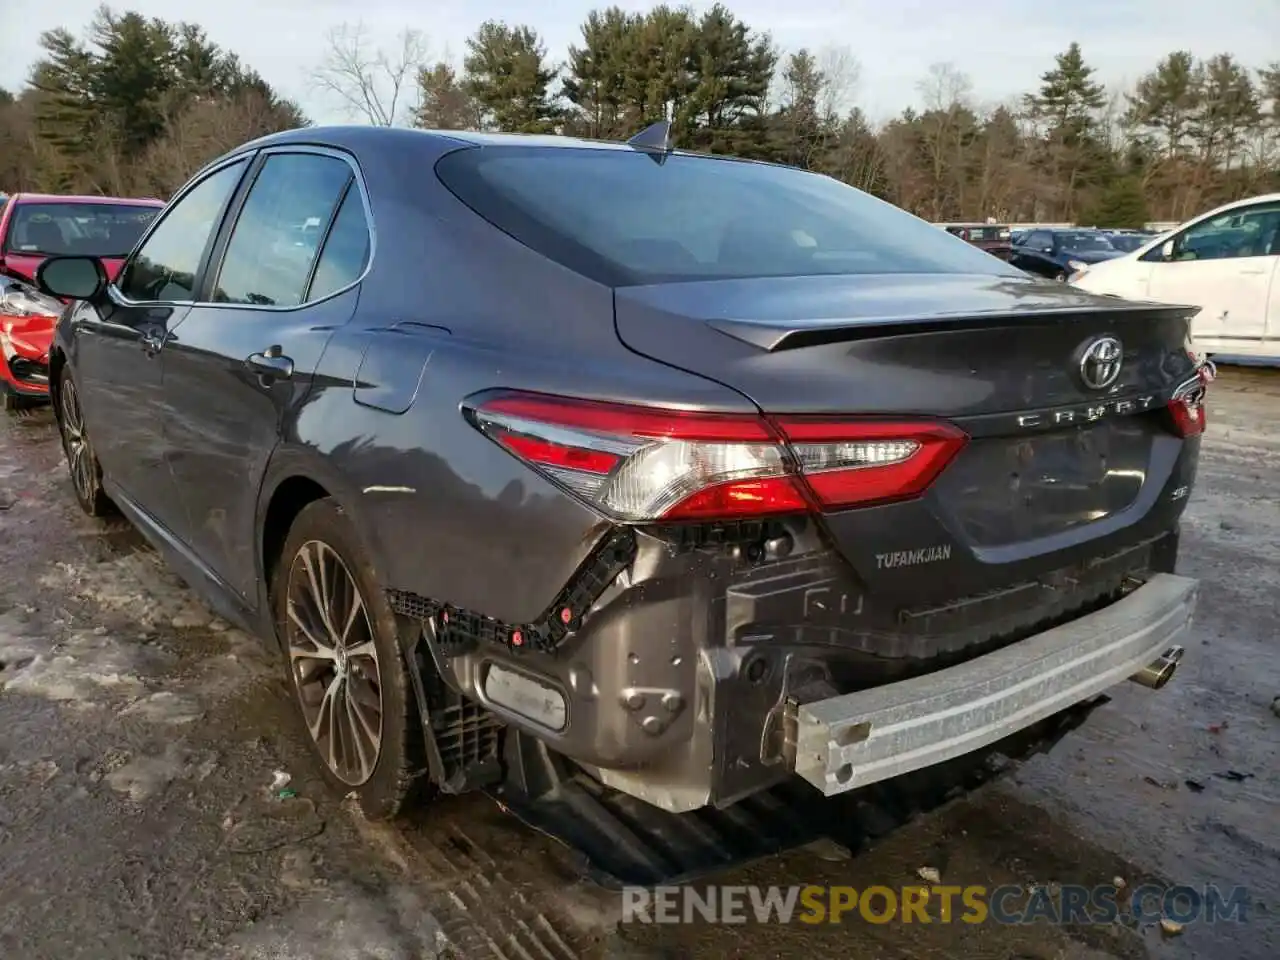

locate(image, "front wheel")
[[1054, 270, 1068, 282], [271, 497, 428, 819], [56, 368, 112, 517]]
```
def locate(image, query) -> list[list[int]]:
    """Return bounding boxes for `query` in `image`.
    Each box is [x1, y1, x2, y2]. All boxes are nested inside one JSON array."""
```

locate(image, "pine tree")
[[563, 7, 646, 139], [463, 21, 562, 133], [413, 62, 482, 130], [1081, 176, 1149, 229], [1192, 54, 1260, 166], [1125, 51, 1203, 158], [1024, 41, 1105, 134]]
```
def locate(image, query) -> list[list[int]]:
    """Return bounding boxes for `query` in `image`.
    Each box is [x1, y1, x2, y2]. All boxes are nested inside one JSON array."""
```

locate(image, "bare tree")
[[914, 63, 976, 219], [817, 45, 860, 122], [313, 23, 428, 126]]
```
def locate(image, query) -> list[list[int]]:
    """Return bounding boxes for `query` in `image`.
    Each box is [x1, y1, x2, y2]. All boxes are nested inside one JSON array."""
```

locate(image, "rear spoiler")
[[707, 302, 1200, 352]]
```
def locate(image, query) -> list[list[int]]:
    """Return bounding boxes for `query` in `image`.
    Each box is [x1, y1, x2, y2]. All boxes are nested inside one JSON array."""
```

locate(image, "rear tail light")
[[1168, 369, 1210, 438], [466, 391, 967, 522], [777, 419, 968, 509]]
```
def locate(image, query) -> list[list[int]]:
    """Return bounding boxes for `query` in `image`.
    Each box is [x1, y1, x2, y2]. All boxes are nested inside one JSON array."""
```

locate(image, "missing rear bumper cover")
[[387, 527, 637, 656], [794, 573, 1197, 796]]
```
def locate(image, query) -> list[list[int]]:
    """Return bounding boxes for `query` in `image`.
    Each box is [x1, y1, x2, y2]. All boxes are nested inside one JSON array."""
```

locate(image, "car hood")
[[1, 252, 128, 286]]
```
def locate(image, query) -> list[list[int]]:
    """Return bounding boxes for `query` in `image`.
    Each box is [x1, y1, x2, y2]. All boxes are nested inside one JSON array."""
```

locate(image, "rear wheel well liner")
[[261, 475, 331, 594]]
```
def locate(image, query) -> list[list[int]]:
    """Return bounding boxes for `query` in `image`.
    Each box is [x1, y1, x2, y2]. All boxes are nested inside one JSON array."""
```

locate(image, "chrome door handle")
[[245, 348, 294, 380]]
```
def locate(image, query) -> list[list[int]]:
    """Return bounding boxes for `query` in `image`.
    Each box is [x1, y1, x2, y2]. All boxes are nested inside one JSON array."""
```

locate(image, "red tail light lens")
[[466, 391, 967, 522], [1168, 370, 1209, 438], [774, 418, 968, 509]]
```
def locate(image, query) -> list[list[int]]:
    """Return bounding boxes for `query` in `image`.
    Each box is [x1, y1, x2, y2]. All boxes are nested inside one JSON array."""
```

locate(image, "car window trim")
[[197, 145, 375, 314], [302, 177, 359, 303], [110, 153, 255, 308]]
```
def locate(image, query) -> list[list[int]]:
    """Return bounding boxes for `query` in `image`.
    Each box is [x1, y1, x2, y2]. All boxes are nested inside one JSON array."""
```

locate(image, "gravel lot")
[[0, 366, 1276, 960]]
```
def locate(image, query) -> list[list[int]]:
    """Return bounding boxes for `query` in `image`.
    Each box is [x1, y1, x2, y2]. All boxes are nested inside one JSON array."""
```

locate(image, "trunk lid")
[[614, 273, 1202, 603]]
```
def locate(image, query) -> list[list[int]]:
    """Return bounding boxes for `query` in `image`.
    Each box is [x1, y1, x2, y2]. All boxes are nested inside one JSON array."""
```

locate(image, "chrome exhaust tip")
[[1129, 645, 1184, 690]]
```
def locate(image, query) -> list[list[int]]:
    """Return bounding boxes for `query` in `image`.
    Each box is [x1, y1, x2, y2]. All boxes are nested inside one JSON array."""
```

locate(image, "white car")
[[1070, 193, 1280, 363]]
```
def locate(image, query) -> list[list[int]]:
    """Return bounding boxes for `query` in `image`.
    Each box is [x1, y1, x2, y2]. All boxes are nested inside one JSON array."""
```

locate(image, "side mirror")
[[1160, 240, 1175, 261], [36, 255, 108, 301]]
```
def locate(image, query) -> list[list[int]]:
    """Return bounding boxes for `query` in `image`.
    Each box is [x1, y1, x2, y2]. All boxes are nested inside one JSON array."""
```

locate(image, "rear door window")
[[435, 147, 1021, 287], [307, 184, 371, 301], [212, 152, 353, 307]]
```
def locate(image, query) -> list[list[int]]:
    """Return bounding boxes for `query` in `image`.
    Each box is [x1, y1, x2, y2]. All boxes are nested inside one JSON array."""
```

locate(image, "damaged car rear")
[[42, 126, 1208, 883]]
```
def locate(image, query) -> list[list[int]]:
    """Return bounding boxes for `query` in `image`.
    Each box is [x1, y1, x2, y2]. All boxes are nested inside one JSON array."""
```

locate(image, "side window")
[[1170, 203, 1280, 262], [1026, 231, 1049, 250], [117, 160, 248, 302], [212, 153, 352, 307], [307, 185, 371, 301]]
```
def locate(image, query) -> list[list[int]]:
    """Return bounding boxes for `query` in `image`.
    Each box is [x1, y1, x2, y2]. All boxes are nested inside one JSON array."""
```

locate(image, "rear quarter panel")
[[282, 144, 757, 625]]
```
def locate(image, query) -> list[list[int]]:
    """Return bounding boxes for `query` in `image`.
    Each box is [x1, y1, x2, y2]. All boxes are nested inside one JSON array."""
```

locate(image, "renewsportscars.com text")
[[621, 883, 1251, 926]]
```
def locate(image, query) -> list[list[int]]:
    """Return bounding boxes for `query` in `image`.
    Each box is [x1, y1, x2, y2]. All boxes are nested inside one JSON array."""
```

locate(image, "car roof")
[[229, 124, 789, 172], [244, 124, 659, 154], [10, 193, 164, 206]]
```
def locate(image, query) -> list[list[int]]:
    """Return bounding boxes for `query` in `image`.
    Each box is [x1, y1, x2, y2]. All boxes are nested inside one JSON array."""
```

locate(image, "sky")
[[1, 0, 1277, 125]]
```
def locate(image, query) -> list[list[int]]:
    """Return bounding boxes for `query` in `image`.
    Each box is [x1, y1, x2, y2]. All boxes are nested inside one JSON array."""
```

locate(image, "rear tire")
[[55, 367, 113, 517], [271, 497, 429, 820]]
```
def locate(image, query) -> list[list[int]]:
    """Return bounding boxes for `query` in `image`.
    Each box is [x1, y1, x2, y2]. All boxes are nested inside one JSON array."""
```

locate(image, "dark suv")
[[1012, 228, 1126, 280], [36, 125, 1206, 880]]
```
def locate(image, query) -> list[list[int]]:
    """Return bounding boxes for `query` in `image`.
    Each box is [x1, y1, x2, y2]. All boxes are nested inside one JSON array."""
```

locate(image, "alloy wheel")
[[60, 378, 95, 503], [284, 539, 383, 785]]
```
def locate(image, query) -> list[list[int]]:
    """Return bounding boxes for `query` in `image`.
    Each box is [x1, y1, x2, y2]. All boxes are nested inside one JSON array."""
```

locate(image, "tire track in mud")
[[350, 802, 614, 960]]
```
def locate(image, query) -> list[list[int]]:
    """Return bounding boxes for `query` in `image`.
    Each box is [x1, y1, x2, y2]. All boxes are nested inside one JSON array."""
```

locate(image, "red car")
[[1, 193, 164, 409]]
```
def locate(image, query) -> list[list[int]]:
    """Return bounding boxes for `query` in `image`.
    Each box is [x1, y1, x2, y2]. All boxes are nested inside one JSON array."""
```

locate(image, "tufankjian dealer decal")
[[875, 544, 952, 570]]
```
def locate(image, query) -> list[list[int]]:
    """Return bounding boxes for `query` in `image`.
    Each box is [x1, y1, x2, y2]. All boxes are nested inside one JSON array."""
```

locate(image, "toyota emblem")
[[1079, 337, 1123, 390]]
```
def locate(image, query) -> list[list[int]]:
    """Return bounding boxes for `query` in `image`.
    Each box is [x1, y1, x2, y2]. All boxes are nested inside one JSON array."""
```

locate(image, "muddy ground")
[[0, 367, 1276, 960]]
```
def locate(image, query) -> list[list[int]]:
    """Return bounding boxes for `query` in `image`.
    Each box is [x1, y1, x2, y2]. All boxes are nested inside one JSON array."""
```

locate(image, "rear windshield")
[[4, 202, 162, 258], [435, 147, 1022, 286]]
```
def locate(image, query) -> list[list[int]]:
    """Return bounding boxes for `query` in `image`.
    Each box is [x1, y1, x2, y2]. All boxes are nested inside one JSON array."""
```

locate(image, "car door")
[[1014, 231, 1054, 277], [72, 157, 250, 520], [1145, 200, 1280, 344], [159, 148, 371, 605]]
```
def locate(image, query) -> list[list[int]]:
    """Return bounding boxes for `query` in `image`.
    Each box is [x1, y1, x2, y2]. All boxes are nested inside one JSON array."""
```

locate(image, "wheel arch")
[[256, 444, 395, 635]]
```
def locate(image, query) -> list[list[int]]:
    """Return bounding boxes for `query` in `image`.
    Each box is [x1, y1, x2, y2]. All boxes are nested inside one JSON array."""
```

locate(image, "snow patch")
[[118, 690, 204, 725], [188, 883, 449, 960], [39, 553, 218, 630], [104, 745, 218, 802], [0, 614, 169, 704]]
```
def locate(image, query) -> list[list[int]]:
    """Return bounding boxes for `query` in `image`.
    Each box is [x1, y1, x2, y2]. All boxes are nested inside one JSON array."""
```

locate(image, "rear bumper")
[[794, 573, 1197, 795], [396, 519, 1193, 813]]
